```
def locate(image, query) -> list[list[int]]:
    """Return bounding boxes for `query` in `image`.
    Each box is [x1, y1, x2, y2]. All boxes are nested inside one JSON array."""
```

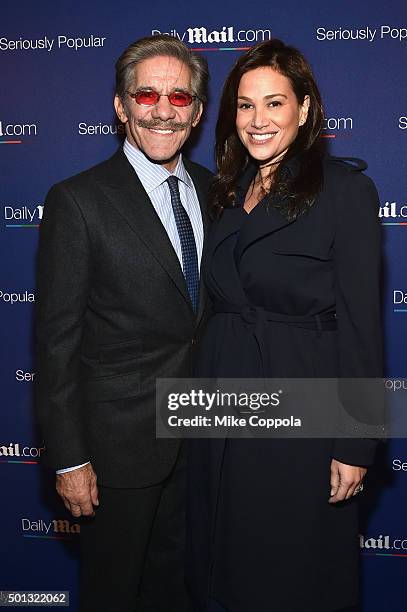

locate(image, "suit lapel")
[[98, 149, 191, 306], [183, 157, 212, 326], [184, 158, 210, 238]]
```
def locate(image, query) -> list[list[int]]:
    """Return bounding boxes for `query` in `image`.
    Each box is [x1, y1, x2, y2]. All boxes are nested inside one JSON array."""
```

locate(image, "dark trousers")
[[79, 447, 189, 612]]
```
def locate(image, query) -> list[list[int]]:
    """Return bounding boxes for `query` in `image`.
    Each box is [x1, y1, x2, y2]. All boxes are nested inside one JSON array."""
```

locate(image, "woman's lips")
[[248, 132, 278, 143]]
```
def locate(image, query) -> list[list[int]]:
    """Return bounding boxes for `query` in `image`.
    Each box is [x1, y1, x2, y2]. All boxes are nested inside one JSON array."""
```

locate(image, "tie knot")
[[167, 175, 179, 194]]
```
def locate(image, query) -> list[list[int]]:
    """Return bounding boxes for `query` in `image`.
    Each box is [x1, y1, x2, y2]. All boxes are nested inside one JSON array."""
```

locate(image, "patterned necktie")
[[166, 175, 199, 312]]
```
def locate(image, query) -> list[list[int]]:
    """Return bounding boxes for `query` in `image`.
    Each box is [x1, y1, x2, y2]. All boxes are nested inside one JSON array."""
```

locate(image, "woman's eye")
[[237, 101, 282, 110]]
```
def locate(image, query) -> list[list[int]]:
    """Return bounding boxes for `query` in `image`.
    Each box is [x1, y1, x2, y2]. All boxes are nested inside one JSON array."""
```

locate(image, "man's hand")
[[329, 459, 367, 504], [56, 463, 99, 517]]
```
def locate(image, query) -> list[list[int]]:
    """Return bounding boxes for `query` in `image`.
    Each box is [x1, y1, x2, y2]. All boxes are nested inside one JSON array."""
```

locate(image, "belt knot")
[[240, 304, 267, 327]]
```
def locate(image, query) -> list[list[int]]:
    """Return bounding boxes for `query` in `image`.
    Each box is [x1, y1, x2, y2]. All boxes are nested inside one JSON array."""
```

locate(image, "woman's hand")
[[329, 459, 367, 503]]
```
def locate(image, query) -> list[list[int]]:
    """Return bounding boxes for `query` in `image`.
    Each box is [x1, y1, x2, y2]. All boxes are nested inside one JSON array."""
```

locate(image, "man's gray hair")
[[115, 34, 209, 106]]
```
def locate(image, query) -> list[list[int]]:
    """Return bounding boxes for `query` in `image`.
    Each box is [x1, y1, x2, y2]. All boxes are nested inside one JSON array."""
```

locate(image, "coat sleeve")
[[35, 182, 91, 470], [331, 168, 384, 467]]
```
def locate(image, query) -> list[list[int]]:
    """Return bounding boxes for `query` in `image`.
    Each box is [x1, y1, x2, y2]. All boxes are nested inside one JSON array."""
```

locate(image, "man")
[[35, 35, 211, 612]]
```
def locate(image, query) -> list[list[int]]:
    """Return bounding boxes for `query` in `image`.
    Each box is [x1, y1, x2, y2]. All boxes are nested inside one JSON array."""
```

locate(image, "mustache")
[[136, 118, 191, 131]]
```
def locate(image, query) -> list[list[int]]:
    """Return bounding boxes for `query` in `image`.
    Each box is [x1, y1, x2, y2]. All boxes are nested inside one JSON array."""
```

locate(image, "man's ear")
[[114, 94, 128, 124], [192, 101, 203, 128]]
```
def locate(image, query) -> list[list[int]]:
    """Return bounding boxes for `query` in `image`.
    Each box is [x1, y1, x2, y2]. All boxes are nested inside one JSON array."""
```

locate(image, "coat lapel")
[[234, 201, 295, 262], [207, 206, 246, 255], [208, 160, 296, 264]]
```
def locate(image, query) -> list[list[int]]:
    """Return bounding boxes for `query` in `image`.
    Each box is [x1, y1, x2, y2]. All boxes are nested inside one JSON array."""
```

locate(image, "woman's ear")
[[299, 95, 310, 126]]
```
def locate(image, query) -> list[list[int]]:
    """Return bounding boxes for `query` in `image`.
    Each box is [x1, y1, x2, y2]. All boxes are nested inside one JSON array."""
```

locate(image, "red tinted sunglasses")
[[126, 90, 198, 107]]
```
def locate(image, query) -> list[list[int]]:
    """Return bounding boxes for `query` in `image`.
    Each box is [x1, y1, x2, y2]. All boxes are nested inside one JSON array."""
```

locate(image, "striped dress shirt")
[[123, 139, 204, 268]]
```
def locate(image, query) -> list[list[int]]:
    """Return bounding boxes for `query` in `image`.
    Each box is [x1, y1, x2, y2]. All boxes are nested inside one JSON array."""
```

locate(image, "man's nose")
[[151, 94, 176, 121]]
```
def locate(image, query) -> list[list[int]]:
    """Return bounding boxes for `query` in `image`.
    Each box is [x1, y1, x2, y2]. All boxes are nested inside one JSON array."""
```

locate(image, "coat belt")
[[212, 301, 337, 376]]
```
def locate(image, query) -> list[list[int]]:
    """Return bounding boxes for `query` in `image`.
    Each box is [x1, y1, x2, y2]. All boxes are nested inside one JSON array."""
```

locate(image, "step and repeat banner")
[[1, 0, 406, 610]]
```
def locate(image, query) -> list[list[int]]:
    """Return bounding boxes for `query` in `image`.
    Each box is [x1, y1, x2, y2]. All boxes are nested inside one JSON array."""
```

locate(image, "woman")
[[188, 39, 383, 612]]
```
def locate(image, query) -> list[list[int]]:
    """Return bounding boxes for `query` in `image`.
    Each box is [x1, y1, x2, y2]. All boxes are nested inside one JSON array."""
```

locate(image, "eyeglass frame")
[[125, 89, 200, 107]]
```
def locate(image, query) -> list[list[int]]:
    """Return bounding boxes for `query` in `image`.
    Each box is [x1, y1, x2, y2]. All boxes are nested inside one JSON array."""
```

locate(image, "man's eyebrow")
[[135, 85, 192, 93]]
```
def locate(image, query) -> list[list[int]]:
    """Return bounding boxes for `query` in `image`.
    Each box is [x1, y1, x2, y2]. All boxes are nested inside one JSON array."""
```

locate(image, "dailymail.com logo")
[[0, 120, 38, 144], [4, 204, 44, 228], [21, 517, 80, 539], [379, 200, 407, 226], [0, 441, 45, 463], [152, 26, 272, 49]]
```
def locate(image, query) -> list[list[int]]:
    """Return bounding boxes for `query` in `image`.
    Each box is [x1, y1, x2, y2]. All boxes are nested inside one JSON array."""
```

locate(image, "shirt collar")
[[123, 139, 193, 195]]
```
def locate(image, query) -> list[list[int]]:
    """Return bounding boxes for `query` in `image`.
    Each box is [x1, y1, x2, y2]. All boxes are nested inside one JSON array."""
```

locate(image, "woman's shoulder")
[[320, 155, 379, 217], [323, 154, 366, 177], [321, 155, 377, 192]]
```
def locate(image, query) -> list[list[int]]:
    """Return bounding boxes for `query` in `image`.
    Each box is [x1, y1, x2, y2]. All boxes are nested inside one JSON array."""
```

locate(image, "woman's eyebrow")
[[237, 93, 288, 100]]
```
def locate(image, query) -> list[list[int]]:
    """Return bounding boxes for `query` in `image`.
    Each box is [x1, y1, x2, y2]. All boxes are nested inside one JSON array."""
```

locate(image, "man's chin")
[[143, 149, 179, 169]]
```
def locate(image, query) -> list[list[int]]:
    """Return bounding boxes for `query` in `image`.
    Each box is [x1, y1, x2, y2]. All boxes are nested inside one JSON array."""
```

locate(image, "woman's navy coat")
[[187, 157, 383, 612]]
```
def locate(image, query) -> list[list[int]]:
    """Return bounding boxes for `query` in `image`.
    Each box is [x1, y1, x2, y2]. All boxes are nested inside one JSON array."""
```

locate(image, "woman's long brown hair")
[[210, 38, 325, 220]]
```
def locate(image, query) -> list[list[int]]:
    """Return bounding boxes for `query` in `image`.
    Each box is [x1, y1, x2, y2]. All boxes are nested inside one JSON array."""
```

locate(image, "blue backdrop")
[[1, 0, 406, 610]]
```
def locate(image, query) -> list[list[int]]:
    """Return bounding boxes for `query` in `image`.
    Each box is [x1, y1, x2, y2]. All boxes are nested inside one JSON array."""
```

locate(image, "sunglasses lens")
[[168, 92, 193, 106], [135, 91, 160, 105], [132, 91, 194, 106]]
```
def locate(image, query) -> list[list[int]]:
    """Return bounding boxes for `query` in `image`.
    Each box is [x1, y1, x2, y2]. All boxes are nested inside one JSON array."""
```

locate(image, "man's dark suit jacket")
[[35, 148, 212, 488]]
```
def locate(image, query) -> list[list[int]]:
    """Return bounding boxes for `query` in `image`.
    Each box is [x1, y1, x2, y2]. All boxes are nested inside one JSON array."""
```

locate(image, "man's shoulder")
[[50, 149, 124, 196], [183, 157, 214, 184]]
